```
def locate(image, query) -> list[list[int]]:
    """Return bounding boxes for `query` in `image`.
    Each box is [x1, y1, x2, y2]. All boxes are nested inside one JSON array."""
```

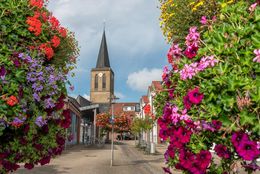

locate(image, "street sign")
[[109, 117, 114, 124]]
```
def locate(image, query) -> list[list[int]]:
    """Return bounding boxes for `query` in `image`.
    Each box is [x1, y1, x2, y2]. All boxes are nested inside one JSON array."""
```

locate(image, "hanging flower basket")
[[0, 0, 79, 173], [156, 1, 260, 173]]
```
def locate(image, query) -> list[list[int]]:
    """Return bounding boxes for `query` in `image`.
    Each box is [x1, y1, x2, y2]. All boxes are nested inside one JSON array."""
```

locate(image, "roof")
[[96, 31, 110, 68], [152, 81, 163, 91], [68, 96, 81, 108], [110, 103, 139, 118], [142, 96, 149, 104], [80, 104, 99, 111], [76, 95, 91, 107]]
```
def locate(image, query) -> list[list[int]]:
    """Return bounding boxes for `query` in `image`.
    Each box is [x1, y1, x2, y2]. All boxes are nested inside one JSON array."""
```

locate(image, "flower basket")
[[0, 0, 79, 173], [156, 1, 260, 173]]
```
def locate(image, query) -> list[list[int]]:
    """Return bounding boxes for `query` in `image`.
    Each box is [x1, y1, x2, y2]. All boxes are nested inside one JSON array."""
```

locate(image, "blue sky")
[[48, 0, 169, 102]]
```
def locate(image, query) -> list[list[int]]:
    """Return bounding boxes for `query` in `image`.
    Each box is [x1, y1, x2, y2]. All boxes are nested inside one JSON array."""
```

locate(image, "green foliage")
[[199, 1, 260, 135], [130, 116, 154, 134], [156, 1, 260, 173]]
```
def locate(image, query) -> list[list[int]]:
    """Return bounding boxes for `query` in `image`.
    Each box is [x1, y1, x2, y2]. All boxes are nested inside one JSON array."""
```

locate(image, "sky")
[[48, 0, 169, 102]]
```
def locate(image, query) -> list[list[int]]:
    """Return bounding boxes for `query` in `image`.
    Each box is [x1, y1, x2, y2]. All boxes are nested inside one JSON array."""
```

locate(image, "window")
[[102, 74, 106, 89], [94, 74, 98, 89], [135, 104, 140, 112], [123, 106, 135, 112]]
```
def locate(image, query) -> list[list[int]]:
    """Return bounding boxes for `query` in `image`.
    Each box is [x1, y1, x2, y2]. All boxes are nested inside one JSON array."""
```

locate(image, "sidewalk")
[[122, 140, 181, 174]]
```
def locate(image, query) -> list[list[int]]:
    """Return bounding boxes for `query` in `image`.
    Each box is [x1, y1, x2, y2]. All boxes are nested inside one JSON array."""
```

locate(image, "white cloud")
[[127, 68, 162, 92], [48, 0, 164, 62], [83, 94, 90, 100], [115, 92, 125, 99]]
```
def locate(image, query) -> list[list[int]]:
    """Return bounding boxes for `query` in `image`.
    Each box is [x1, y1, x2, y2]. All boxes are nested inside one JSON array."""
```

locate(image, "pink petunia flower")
[[167, 44, 182, 64], [200, 16, 207, 25], [253, 49, 260, 63], [180, 64, 196, 80], [212, 16, 217, 22], [187, 87, 204, 104], [249, 3, 258, 12], [185, 27, 200, 48], [237, 140, 260, 161]]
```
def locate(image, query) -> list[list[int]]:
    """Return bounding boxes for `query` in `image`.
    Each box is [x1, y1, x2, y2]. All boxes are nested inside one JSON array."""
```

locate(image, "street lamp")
[[150, 91, 156, 154], [108, 95, 119, 167]]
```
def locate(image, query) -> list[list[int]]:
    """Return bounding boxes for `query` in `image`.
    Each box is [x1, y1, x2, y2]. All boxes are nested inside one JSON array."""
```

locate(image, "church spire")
[[96, 30, 110, 68]]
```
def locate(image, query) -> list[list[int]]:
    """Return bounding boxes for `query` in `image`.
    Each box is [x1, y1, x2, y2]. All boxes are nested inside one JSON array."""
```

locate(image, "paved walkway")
[[15, 141, 168, 174]]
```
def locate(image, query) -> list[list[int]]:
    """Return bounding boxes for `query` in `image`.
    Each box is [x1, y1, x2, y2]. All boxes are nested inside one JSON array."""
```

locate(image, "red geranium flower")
[[29, 0, 44, 8], [26, 14, 42, 36], [7, 95, 18, 106], [49, 16, 60, 30], [51, 36, 60, 48], [40, 43, 54, 60], [59, 27, 67, 37]]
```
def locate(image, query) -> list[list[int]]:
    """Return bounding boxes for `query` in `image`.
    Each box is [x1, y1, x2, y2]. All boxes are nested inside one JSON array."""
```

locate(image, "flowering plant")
[[155, 1, 260, 173], [0, 0, 78, 173], [96, 113, 132, 133], [159, 0, 239, 43]]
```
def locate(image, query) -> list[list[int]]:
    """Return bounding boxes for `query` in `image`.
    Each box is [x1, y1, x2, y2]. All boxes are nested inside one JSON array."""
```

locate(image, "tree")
[[96, 112, 131, 133]]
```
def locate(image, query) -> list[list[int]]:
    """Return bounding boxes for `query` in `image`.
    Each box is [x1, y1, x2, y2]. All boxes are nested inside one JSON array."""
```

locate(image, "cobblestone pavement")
[[15, 141, 169, 174]]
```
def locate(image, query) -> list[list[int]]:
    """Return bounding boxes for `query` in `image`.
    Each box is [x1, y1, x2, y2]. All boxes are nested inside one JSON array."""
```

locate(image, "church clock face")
[[98, 72, 103, 77]]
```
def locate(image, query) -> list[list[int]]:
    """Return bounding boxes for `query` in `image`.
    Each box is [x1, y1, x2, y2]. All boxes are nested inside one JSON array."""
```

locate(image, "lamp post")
[[109, 95, 119, 167], [150, 91, 156, 154]]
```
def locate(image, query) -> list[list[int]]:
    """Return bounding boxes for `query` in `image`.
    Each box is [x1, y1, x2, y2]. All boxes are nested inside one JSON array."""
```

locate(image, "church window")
[[102, 74, 106, 89], [95, 74, 98, 89]]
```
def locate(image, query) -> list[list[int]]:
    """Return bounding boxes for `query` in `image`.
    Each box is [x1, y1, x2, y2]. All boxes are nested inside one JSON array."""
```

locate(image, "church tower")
[[90, 30, 114, 104]]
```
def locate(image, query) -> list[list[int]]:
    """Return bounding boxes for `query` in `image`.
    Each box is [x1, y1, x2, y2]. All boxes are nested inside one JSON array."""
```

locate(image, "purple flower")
[[32, 83, 43, 92], [33, 93, 40, 102], [35, 116, 47, 127], [24, 163, 34, 170], [162, 167, 172, 174], [18, 53, 24, 58], [200, 120, 214, 132], [242, 162, 260, 171], [11, 117, 24, 127], [214, 144, 231, 159], [0, 66, 6, 80], [164, 150, 169, 162], [39, 156, 51, 166], [33, 143, 43, 151], [44, 98, 55, 109], [12, 59, 21, 67]]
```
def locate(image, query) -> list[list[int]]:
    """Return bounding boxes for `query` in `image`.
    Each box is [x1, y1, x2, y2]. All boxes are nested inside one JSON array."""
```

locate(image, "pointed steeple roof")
[[96, 31, 110, 68]]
